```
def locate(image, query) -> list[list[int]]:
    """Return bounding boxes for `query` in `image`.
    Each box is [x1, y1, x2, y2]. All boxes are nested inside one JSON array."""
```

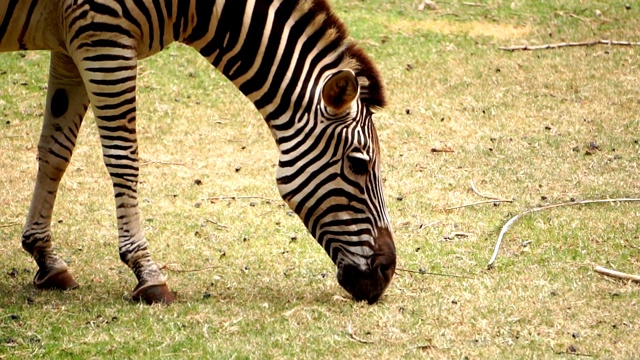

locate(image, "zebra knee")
[[21, 231, 51, 257]]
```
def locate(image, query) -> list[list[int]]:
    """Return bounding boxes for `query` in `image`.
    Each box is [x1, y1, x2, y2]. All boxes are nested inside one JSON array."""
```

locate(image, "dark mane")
[[310, 0, 387, 110]]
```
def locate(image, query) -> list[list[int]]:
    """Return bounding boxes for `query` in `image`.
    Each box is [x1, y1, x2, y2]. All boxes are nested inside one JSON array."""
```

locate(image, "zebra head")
[[274, 60, 395, 304]]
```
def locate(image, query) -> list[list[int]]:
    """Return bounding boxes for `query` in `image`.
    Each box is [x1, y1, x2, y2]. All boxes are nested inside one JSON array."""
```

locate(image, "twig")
[[443, 231, 473, 240], [396, 267, 474, 279], [430, 146, 455, 153], [444, 199, 512, 211], [160, 264, 218, 273], [140, 160, 185, 166], [204, 219, 228, 229], [569, 13, 590, 23], [500, 39, 640, 51], [594, 266, 640, 283], [487, 198, 640, 269], [347, 321, 373, 344], [470, 180, 509, 201], [207, 195, 278, 202], [444, 180, 512, 210], [462, 2, 487, 6], [0, 222, 20, 228], [553, 349, 593, 358]]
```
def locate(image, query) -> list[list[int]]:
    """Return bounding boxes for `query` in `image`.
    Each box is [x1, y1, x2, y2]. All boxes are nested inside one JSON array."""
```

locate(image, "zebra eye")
[[347, 152, 370, 176]]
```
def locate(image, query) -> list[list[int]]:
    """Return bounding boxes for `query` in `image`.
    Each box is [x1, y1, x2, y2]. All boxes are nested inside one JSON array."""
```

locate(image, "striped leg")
[[22, 52, 88, 291], [80, 54, 174, 304]]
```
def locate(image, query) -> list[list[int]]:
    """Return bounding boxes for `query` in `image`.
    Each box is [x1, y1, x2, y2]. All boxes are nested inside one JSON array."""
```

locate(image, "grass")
[[1, 0, 639, 358]]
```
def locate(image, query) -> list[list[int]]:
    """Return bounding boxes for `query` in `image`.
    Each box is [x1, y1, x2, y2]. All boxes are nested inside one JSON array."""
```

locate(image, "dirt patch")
[[388, 19, 531, 40]]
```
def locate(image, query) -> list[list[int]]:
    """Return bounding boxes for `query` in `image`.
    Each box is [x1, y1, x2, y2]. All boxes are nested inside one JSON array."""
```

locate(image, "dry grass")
[[1, 0, 640, 358]]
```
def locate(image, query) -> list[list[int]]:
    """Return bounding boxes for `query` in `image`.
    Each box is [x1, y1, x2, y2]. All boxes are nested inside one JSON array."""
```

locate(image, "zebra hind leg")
[[22, 52, 89, 291]]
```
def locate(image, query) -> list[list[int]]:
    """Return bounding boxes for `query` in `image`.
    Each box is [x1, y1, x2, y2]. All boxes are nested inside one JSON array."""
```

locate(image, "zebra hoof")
[[33, 269, 79, 291], [131, 283, 175, 305]]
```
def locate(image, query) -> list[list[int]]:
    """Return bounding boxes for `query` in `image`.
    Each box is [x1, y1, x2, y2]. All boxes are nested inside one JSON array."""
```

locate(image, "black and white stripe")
[[0, 0, 395, 304]]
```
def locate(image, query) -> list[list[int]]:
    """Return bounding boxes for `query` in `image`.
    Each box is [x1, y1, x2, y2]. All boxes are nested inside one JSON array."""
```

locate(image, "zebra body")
[[1, 0, 396, 304]]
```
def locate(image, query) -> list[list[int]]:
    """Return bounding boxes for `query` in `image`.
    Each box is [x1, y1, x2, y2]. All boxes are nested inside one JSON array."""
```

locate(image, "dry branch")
[[444, 199, 512, 211], [594, 266, 640, 283], [396, 267, 474, 279], [160, 263, 219, 273], [347, 321, 374, 344], [470, 180, 508, 200], [207, 195, 278, 202], [140, 160, 185, 166], [444, 180, 512, 210], [0, 222, 20, 228], [487, 198, 640, 269], [204, 219, 228, 229], [500, 39, 640, 51]]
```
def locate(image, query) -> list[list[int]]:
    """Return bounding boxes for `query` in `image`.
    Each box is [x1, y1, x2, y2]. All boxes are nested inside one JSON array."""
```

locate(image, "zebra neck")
[[184, 0, 348, 123]]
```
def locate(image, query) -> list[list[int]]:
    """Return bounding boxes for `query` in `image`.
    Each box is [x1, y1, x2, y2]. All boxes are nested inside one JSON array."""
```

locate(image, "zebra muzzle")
[[336, 227, 396, 304]]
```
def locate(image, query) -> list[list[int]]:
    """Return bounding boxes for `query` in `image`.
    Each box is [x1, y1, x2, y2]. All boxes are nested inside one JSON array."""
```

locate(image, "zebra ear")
[[322, 69, 359, 114]]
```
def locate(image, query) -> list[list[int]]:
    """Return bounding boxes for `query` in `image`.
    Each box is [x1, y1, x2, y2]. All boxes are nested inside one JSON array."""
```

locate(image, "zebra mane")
[[309, 0, 387, 110]]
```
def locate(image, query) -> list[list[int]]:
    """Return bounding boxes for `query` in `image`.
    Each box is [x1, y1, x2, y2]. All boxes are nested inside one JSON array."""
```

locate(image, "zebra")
[[0, 0, 396, 305]]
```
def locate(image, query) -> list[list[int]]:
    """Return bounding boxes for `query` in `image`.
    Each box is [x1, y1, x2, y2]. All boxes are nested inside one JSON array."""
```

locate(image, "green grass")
[[1, 1, 640, 358]]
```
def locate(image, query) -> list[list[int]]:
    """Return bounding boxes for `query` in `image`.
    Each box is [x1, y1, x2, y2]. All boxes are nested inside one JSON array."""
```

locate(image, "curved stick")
[[594, 266, 640, 283], [487, 198, 640, 269]]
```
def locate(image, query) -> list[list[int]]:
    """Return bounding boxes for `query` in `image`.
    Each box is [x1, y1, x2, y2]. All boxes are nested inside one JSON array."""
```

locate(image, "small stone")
[[194, 202, 202, 208], [7, 268, 18, 278], [9, 314, 19, 320], [451, 299, 458, 304], [572, 332, 579, 339], [234, 166, 242, 172], [26, 296, 35, 304], [290, 235, 297, 242], [626, 4, 631, 10], [249, 202, 256, 207], [194, 179, 203, 186], [203, 292, 212, 299], [405, 108, 412, 115], [406, 64, 413, 71], [396, 195, 404, 201], [567, 345, 578, 353], [418, 267, 426, 274]]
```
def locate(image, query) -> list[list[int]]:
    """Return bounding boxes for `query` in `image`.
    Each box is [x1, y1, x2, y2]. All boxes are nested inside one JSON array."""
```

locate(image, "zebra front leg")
[[81, 57, 174, 305], [22, 52, 89, 291]]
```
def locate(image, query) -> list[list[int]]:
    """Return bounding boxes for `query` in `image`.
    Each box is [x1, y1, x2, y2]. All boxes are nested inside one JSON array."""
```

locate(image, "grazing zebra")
[[0, 0, 396, 304]]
